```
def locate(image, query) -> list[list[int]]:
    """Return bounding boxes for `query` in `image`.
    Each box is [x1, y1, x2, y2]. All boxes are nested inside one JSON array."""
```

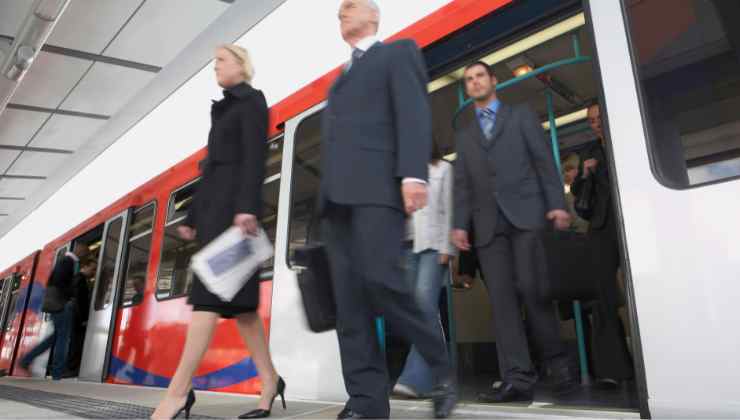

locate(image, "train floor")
[[0, 377, 639, 419]]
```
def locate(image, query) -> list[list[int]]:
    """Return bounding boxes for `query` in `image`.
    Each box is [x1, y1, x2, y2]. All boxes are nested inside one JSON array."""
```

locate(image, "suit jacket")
[[319, 39, 432, 212], [571, 141, 612, 230], [453, 102, 566, 247], [185, 82, 268, 243]]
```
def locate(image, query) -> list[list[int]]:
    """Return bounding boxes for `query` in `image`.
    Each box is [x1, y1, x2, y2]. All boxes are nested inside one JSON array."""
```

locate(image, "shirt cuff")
[[402, 177, 427, 185]]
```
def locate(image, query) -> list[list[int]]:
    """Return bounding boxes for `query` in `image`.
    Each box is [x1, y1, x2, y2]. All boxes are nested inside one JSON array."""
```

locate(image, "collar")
[[476, 98, 501, 117], [65, 251, 79, 263], [354, 34, 380, 52], [223, 82, 253, 99]]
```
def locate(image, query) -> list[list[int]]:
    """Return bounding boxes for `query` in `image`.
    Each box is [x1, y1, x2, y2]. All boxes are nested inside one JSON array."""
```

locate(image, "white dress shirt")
[[410, 161, 456, 256], [348, 34, 426, 186]]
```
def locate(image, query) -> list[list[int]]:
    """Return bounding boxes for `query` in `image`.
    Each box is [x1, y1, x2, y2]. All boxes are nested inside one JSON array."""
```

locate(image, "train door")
[[0, 277, 13, 346], [79, 210, 132, 382]]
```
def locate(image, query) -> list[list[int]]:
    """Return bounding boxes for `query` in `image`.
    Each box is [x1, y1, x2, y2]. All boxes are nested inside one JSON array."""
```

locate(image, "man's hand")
[[583, 158, 599, 176], [451, 229, 471, 251], [177, 225, 196, 241], [402, 182, 428, 215], [547, 209, 572, 231], [439, 254, 451, 265], [234, 213, 259, 236]]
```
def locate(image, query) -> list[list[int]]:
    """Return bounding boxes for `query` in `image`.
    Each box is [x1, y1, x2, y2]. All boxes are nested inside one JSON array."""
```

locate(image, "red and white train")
[[1, 0, 738, 418]]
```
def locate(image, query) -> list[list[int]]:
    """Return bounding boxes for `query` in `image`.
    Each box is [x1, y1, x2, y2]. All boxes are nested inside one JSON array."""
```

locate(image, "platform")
[[0, 377, 640, 419]]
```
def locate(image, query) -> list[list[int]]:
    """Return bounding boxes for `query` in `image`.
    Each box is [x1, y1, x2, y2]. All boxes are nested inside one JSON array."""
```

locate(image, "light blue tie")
[[480, 108, 496, 141]]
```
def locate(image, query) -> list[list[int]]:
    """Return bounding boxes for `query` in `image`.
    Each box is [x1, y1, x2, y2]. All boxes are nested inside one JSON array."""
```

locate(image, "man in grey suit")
[[320, 1, 456, 418], [451, 62, 576, 403]]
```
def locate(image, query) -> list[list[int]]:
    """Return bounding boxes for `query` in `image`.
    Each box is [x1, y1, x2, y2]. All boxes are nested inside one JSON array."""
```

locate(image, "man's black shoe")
[[429, 380, 457, 418], [337, 407, 369, 419], [478, 382, 533, 404]]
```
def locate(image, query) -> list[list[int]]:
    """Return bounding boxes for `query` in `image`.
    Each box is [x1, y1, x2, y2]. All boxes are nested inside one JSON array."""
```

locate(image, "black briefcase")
[[539, 229, 602, 303], [293, 243, 336, 333]]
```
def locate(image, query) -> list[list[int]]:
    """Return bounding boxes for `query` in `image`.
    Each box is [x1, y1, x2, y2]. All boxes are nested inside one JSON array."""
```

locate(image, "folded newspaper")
[[190, 226, 274, 302]]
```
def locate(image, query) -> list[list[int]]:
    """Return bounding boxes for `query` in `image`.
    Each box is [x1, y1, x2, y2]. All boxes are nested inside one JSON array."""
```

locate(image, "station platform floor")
[[0, 377, 639, 419]]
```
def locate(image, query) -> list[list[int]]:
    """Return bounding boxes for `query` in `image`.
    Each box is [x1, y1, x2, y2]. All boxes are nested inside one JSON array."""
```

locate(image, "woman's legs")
[[152, 311, 219, 419], [235, 312, 279, 410]]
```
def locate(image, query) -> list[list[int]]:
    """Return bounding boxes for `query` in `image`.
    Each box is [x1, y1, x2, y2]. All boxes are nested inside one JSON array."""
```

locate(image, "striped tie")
[[480, 108, 496, 141]]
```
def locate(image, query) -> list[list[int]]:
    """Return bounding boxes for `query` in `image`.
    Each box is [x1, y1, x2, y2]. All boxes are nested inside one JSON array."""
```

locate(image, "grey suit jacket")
[[453, 102, 566, 247], [319, 39, 431, 213]]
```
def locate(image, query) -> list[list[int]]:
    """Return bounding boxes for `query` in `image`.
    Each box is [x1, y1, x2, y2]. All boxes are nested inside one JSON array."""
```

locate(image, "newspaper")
[[190, 226, 273, 302]]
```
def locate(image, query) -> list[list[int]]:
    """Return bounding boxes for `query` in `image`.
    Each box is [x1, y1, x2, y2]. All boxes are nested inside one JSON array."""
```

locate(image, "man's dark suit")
[[453, 102, 569, 391], [320, 39, 449, 418]]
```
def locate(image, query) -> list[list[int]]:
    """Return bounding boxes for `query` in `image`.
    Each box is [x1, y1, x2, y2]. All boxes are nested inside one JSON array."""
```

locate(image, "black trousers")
[[323, 203, 450, 418], [476, 212, 567, 391], [586, 216, 634, 380]]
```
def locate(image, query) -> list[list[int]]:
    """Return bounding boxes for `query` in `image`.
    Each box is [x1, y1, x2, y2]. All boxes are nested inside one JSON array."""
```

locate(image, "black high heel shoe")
[[238, 377, 286, 419], [173, 389, 196, 419]]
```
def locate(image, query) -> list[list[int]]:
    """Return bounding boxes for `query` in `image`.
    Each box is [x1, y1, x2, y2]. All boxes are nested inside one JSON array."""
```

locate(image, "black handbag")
[[539, 229, 603, 303], [574, 174, 596, 220], [292, 243, 336, 333]]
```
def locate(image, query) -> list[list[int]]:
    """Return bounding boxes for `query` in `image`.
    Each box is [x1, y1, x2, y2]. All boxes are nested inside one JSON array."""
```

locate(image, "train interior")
[[394, 11, 640, 410], [287, 6, 641, 413]]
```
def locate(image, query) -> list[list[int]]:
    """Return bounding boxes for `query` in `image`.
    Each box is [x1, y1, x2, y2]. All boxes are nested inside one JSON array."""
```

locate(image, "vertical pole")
[[375, 317, 385, 351], [547, 89, 590, 385], [445, 265, 457, 368]]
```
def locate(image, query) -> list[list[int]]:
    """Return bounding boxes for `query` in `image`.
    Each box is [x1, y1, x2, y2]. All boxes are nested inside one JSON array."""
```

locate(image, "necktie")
[[345, 48, 364, 72], [480, 108, 496, 141]]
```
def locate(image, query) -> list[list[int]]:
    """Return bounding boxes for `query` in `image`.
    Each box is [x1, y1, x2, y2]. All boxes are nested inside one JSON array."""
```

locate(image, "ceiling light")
[[512, 64, 534, 77], [541, 108, 588, 130]]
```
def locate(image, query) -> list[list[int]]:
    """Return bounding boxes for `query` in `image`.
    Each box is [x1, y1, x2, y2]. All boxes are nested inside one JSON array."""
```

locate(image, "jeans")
[[396, 249, 449, 395], [21, 302, 73, 379]]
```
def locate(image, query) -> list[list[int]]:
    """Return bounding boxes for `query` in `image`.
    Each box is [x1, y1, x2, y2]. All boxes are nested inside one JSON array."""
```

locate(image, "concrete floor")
[[0, 377, 639, 419]]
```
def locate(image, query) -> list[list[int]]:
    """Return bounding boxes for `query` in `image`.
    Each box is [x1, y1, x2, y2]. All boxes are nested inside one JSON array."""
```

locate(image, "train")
[[1, 0, 738, 418]]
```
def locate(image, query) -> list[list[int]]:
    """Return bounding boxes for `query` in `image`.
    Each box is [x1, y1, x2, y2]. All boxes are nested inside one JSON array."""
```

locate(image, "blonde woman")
[[152, 45, 284, 419]]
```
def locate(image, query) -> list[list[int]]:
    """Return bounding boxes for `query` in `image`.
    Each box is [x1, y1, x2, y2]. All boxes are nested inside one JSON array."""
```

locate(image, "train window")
[[93, 217, 124, 311], [156, 137, 284, 299], [121, 203, 155, 307], [287, 112, 323, 266], [625, 0, 740, 187], [157, 180, 200, 301]]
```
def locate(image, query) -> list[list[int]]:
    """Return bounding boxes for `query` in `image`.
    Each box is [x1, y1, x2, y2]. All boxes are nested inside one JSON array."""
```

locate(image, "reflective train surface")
[[0, 0, 738, 418]]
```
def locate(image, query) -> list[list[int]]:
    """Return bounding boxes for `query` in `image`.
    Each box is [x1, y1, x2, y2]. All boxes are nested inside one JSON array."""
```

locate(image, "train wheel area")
[[0, 377, 635, 419]]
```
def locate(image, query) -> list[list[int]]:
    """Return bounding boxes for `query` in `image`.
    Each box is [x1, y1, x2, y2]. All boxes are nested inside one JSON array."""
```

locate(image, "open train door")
[[79, 209, 131, 382]]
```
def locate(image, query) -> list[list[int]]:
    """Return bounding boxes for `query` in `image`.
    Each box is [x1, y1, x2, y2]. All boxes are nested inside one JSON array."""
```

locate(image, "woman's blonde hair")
[[219, 44, 255, 83]]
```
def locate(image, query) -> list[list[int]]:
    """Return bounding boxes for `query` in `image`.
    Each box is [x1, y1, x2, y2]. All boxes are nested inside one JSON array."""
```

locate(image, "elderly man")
[[320, 0, 457, 418]]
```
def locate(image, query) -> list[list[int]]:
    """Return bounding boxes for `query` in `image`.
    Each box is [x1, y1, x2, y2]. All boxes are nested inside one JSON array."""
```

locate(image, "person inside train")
[[392, 143, 456, 400], [20, 243, 90, 380], [569, 102, 634, 386], [63, 259, 96, 378], [152, 44, 284, 420], [130, 275, 145, 306], [450, 61, 577, 403], [561, 153, 590, 233]]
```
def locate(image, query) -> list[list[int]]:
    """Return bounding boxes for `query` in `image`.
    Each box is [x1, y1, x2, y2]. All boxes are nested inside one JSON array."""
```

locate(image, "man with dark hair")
[[451, 62, 576, 403], [20, 243, 89, 380]]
